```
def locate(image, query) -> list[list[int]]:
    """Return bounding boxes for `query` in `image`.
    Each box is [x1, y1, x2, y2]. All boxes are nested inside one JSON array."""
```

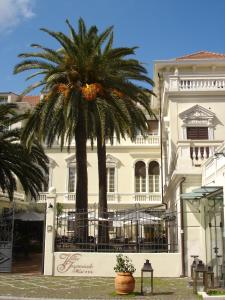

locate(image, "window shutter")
[[187, 127, 208, 140]]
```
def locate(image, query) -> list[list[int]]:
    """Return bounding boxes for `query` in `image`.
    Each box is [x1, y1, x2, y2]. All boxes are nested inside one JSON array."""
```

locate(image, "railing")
[[177, 140, 223, 167], [134, 135, 160, 145], [134, 193, 161, 203], [169, 77, 225, 92], [48, 135, 160, 148], [55, 207, 178, 253], [38, 192, 162, 204], [202, 142, 225, 185], [0, 191, 25, 201], [180, 79, 225, 90]]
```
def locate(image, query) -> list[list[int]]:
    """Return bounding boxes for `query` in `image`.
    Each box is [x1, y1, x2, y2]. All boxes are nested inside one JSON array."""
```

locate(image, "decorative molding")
[[179, 105, 215, 128], [106, 154, 120, 167], [65, 154, 90, 166], [48, 157, 57, 168]]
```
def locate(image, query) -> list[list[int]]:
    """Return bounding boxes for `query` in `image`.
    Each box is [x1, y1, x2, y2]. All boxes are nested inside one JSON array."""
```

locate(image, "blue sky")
[[0, 0, 225, 94]]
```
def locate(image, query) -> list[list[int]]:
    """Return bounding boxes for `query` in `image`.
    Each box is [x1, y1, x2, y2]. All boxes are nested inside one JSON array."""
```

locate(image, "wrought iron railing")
[[55, 207, 178, 253]]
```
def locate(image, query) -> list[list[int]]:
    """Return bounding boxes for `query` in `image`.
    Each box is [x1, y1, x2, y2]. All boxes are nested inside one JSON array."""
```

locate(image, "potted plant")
[[114, 254, 136, 295]]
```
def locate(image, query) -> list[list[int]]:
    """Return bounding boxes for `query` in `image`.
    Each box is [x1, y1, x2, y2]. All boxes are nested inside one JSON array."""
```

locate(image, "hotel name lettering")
[[57, 253, 93, 274]]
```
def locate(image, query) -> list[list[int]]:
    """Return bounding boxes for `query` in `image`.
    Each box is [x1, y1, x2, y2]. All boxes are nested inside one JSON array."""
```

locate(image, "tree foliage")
[[0, 103, 49, 201]]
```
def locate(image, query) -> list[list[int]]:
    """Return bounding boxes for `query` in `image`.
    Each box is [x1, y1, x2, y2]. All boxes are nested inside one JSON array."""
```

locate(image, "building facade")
[[155, 51, 225, 276], [2, 51, 225, 278]]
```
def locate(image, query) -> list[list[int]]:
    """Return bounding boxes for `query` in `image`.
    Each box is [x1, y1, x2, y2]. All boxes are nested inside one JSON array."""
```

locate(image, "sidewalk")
[[0, 274, 198, 299]]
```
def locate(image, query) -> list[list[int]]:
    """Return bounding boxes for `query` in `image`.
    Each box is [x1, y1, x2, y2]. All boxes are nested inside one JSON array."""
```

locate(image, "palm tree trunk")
[[75, 110, 88, 242], [97, 131, 109, 245]]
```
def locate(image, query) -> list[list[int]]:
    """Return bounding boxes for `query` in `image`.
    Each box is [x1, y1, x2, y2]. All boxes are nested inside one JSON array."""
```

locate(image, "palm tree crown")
[[14, 18, 155, 240], [0, 103, 49, 201]]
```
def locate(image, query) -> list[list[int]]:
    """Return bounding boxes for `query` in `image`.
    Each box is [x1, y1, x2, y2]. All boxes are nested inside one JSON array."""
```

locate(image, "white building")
[[155, 51, 225, 277]]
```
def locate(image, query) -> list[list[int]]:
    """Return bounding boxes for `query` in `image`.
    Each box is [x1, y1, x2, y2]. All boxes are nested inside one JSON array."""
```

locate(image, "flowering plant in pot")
[[114, 254, 136, 295]]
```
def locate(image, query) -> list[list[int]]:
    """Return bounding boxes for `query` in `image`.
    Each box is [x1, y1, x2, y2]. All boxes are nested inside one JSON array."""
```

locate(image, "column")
[[44, 190, 56, 275]]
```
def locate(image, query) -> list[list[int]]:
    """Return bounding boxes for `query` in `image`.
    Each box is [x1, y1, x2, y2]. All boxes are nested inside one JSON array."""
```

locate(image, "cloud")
[[0, 0, 35, 33]]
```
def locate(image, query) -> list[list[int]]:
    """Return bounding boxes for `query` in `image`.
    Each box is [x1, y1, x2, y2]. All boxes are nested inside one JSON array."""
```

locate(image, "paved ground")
[[0, 274, 199, 300]]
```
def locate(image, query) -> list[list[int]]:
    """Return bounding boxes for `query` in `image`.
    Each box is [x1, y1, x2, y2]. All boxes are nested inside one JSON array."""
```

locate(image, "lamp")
[[214, 149, 225, 159], [193, 260, 207, 294], [190, 255, 199, 279], [48, 203, 53, 209], [140, 260, 154, 295]]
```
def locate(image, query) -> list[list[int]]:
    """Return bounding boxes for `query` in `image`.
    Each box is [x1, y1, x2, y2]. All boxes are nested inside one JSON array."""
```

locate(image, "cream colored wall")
[[165, 174, 205, 276], [53, 252, 181, 277], [45, 145, 161, 205], [43, 143, 161, 207]]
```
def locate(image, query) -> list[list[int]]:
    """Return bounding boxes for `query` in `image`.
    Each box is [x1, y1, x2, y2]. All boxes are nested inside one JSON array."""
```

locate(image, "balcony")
[[202, 142, 225, 185], [169, 76, 225, 92], [0, 191, 25, 202], [38, 192, 161, 205], [49, 135, 160, 148], [176, 140, 223, 169]]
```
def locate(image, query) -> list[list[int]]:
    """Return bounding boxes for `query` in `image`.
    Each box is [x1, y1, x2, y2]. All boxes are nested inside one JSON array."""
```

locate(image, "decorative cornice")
[[179, 105, 215, 120]]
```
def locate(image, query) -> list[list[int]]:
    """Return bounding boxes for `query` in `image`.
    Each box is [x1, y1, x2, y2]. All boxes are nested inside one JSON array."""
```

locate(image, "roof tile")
[[23, 95, 40, 106], [176, 51, 225, 60]]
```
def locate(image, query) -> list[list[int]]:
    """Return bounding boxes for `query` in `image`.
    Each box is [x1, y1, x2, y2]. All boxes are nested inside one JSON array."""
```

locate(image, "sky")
[[0, 0, 225, 95]]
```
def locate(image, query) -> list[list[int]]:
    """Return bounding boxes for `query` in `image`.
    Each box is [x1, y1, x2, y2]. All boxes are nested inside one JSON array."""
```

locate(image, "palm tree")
[[14, 18, 154, 242], [93, 91, 154, 244], [0, 103, 48, 201]]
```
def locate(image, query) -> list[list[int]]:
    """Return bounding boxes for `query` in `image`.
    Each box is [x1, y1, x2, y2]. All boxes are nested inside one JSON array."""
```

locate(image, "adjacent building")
[[155, 51, 225, 276]]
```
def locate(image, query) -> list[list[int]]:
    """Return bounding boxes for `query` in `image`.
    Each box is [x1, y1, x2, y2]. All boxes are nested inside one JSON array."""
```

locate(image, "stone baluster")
[[203, 147, 207, 159]]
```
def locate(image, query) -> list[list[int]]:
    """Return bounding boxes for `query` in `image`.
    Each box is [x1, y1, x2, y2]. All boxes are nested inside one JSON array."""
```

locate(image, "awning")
[[14, 211, 45, 221], [181, 186, 223, 200]]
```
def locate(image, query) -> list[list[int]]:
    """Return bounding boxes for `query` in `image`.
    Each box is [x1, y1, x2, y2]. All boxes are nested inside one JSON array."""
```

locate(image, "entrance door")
[[0, 208, 14, 272]]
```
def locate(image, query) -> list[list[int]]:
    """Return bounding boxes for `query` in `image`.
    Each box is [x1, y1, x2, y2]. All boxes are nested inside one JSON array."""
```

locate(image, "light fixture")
[[214, 149, 225, 159], [140, 260, 154, 295], [48, 203, 53, 209]]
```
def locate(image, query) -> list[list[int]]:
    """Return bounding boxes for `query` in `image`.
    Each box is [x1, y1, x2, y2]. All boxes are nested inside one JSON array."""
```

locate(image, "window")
[[41, 167, 49, 192], [107, 167, 115, 193], [135, 161, 146, 192], [0, 96, 7, 104], [67, 211, 75, 231], [148, 120, 159, 135], [148, 161, 160, 193], [187, 127, 208, 140], [68, 164, 76, 192], [106, 154, 119, 193]]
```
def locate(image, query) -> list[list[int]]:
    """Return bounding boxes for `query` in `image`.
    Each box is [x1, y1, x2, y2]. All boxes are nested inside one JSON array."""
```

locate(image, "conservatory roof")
[[181, 186, 223, 200]]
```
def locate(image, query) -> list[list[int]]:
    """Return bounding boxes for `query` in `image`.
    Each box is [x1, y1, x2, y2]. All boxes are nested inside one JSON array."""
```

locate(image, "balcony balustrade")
[[49, 135, 160, 148], [38, 192, 161, 204], [177, 140, 223, 168], [0, 191, 25, 202], [202, 142, 225, 185], [169, 77, 225, 92]]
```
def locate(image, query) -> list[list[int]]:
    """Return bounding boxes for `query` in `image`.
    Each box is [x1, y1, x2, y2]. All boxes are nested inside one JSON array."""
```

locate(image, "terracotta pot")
[[115, 272, 135, 295]]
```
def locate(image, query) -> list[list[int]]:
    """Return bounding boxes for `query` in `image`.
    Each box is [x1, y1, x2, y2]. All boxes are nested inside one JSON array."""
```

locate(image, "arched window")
[[148, 161, 160, 192], [135, 161, 146, 192]]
